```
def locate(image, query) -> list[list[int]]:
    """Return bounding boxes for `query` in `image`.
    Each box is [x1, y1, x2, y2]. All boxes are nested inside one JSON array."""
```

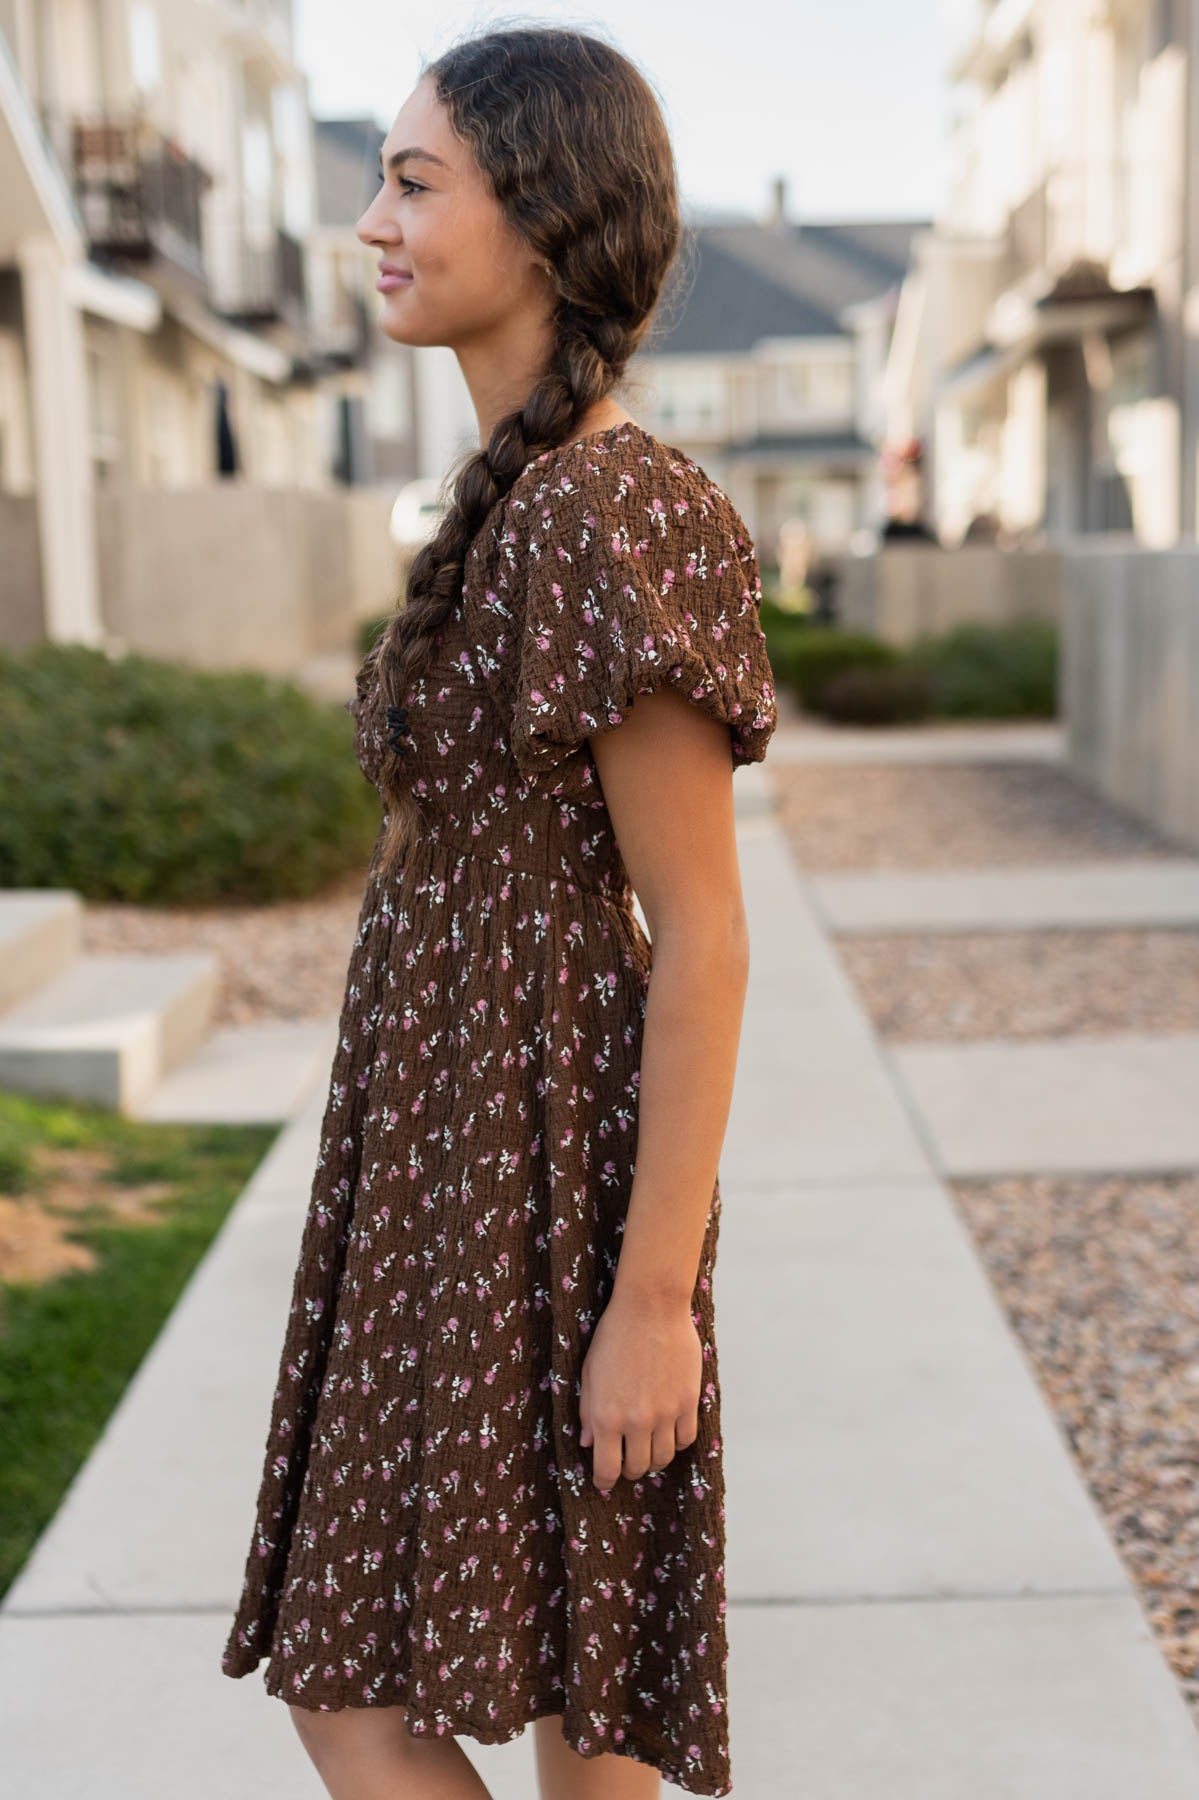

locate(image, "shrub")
[[902, 618, 1058, 718], [0, 643, 380, 905], [779, 627, 900, 710], [817, 664, 933, 725], [357, 611, 395, 657], [758, 597, 809, 679]]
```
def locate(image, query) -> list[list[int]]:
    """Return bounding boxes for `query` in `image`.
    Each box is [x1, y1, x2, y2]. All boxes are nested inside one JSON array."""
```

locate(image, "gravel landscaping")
[[769, 760, 1190, 870], [837, 928, 1199, 1041], [80, 863, 368, 1028], [951, 1170, 1199, 1719]]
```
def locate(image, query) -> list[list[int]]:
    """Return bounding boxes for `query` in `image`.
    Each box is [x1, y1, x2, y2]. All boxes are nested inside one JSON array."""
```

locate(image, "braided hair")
[[369, 24, 686, 876]]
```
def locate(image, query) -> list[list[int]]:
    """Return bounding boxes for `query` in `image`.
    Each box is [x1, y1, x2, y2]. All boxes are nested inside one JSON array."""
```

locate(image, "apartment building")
[[310, 114, 423, 488], [886, 0, 1199, 546], [631, 178, 925, 565], [0, 0, 373, 652]]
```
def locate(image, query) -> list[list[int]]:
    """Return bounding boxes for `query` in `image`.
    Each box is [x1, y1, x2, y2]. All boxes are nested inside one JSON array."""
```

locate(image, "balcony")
[[314, 290, 371, 367], [210, 226, 308, 331], [53, 114, 212, 290], [948, 0, 1034, 86], [1005, 177, 1047, 278], [1002, 157, 1130, 289], [220, 0, 295, 81]]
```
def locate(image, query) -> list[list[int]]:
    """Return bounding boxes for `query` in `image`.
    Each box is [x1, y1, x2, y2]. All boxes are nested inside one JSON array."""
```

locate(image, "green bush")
[[902, 619, 1058, 719], [819, 664, 933, 725], [357, 612, 395, 657], [0, 643, 380, 904], [778, 627, 900, 709]]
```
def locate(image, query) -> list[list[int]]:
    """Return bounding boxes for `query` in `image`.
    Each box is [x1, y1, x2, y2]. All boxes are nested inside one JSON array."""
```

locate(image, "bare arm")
[[577, 684, 751, 1490]]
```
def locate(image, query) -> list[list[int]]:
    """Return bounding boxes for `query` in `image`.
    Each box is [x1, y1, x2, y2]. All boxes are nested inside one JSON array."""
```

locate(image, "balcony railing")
[[50, 113, 212, 285], [210, 226, 308, 329], [1005, 177, 1047, 276], [312, 290, 372, 366], [1003, 157, 1131, 286]]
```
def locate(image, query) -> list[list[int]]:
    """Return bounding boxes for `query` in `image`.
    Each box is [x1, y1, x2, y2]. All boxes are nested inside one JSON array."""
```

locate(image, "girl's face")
[[356, 74, 549, 349]]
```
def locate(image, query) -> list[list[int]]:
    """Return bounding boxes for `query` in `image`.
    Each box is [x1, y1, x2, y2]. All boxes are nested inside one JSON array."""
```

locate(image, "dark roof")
[[314, 117, 386, 226], [651, 216, 926, 354]]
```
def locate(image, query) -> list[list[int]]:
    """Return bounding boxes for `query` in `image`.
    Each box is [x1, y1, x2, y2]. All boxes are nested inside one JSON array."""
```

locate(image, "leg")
[[532, 1715, 661, 1799], [288, 1702, 495, 1800]]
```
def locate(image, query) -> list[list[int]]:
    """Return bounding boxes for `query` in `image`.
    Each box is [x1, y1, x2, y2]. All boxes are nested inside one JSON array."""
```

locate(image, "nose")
[[356, 191, 396, 249]]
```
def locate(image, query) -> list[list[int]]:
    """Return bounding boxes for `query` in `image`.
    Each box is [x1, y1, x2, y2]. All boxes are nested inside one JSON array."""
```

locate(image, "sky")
[[294, 0, 972, 226]]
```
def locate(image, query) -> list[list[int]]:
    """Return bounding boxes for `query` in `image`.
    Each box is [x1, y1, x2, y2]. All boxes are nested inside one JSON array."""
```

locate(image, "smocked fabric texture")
[[220, 422, 778, 1796]]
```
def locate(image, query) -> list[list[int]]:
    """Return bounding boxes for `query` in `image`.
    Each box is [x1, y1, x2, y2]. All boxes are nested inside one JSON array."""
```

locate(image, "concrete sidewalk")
[[4, 764, 1199, 1795], [769, 719, 1066, 764], [808, 858, 1199, 934]]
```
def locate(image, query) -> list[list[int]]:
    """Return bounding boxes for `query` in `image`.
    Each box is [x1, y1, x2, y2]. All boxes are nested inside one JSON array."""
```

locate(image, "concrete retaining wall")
[[840, 545, 1062, 646], [1061, 546, 1199, 851], [94, 485, 402, 675]]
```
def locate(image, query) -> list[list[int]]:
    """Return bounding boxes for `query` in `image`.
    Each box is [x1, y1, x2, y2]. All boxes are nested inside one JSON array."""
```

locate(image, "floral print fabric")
[[220, 422, 778, 1796]]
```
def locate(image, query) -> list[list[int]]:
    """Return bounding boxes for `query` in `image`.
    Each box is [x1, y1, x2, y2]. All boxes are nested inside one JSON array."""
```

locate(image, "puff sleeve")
[[510, 442, 778, 796]]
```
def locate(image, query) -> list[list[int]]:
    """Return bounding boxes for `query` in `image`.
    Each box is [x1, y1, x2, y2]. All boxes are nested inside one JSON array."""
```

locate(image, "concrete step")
[[131, 1018, 340, 1124], [0, 890, 82, 1012], [0, 951, 219, 1114]]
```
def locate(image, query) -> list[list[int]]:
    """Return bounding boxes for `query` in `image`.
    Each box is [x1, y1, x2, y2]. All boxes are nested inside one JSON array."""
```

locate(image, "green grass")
[[0, 1088, 276, 1599]]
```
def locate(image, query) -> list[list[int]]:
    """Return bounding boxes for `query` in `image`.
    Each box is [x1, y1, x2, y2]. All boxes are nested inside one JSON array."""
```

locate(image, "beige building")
[[0, 0, 386, 661], [887, 0, 1199, 547], [628, 178, 926, 569]]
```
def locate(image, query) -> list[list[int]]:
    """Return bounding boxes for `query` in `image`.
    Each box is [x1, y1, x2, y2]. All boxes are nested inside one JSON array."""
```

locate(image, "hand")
[[578, 1282, 702, 1491]]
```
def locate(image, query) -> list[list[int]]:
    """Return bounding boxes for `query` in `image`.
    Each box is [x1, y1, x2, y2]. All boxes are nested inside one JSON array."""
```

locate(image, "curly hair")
[[368, 23, 687, 876]]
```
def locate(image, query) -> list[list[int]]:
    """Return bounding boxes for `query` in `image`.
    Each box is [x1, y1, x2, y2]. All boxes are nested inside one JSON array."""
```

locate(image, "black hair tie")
[[385, 705, 412, 754]]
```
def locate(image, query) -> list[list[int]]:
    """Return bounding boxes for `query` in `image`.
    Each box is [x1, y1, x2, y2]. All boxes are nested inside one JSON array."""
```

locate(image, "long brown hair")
[[370, 24, 686, 875]]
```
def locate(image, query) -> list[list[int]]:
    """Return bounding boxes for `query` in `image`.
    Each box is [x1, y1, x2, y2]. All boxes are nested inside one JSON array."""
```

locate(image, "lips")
[[377, 263, 414, 293]]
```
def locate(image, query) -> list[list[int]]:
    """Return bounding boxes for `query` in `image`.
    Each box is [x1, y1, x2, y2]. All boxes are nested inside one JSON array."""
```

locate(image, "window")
[[86, 341, 122, 485]]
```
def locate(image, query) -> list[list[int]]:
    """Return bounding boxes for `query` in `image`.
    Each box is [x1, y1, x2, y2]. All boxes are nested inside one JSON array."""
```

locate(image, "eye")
[[398, 177, 424, 196]]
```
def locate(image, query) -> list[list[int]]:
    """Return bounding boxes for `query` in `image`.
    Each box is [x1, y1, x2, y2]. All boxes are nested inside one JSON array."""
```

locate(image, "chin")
[[376, 299, 446, 349]]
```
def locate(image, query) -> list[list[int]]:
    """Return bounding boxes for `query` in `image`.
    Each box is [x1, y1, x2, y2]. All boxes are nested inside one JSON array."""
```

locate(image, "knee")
[[287, 1699, 412, 1764]]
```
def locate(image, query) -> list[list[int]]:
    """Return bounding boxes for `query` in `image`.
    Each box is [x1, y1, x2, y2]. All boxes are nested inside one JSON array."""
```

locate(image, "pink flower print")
[[662, 567, 675, 590]]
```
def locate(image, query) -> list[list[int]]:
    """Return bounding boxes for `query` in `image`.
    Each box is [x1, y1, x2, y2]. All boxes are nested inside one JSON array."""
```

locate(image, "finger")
[[621, 1427, 653, 1482], [647, 1423, 677, 1472], [592, 1422, 623, 1492], [675, 1408, 699, 1451]]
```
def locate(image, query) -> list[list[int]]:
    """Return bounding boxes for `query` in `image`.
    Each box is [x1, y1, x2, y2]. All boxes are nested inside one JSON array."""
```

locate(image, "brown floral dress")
[[220, 421, 778, 1796]]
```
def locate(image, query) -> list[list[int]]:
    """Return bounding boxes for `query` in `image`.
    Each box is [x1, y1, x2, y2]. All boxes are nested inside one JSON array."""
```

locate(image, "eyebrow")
[[378, 146, 451, 174]]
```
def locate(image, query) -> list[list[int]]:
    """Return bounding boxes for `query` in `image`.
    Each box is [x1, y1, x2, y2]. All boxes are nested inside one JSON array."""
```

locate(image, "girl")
[[221, 24, 777, 1800]]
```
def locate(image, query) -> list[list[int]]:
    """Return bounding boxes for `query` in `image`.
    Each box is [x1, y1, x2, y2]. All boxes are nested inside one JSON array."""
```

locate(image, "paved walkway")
[[769, 719, 1066, 764], [4, 751, 1199, 1794], [809, 858, 1199, 934]]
